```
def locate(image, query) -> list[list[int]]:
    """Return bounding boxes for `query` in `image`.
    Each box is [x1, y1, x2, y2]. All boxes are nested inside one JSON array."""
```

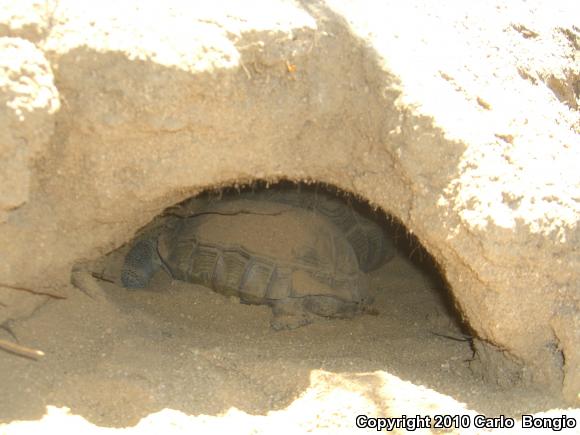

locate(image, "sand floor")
[[2, 245, 576, 433]]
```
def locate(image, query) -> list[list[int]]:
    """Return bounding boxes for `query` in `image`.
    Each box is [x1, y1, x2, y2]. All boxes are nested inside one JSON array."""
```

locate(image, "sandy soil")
[[0, 240, 573, 433], [2, 0, 579, 405]]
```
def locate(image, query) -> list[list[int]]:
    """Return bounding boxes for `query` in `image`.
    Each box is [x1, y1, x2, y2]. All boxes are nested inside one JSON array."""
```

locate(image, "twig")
[[0, 282, 66, 299], [0, 338, 45, 360], [239, 60, 252, 80], [91, 273, 115, 284]]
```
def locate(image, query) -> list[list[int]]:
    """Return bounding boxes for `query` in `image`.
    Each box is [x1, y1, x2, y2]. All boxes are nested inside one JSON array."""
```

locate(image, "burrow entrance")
[[0, 181, 558, 428], [94, 180, 466, 338], [102, 181, 464, 326]]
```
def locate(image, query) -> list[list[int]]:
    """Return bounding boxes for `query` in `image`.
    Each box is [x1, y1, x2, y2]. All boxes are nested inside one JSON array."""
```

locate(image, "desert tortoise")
[[121, 193, 390, 329], [166, 189, 394, 272]]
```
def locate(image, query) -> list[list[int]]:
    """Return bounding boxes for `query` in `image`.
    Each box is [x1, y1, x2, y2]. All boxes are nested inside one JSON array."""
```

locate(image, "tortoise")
[[161, 189, 394, 272], [121, 192, 392, 329]]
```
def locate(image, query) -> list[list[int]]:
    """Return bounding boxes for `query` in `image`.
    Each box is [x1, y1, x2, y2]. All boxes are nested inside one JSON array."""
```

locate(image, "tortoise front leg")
[[121, 238, 163, 288]]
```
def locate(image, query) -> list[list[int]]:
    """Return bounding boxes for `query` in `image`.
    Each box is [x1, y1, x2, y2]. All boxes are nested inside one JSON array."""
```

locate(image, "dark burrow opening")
[[113, 179, 467, 333], [0, 180, 560, 428]]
